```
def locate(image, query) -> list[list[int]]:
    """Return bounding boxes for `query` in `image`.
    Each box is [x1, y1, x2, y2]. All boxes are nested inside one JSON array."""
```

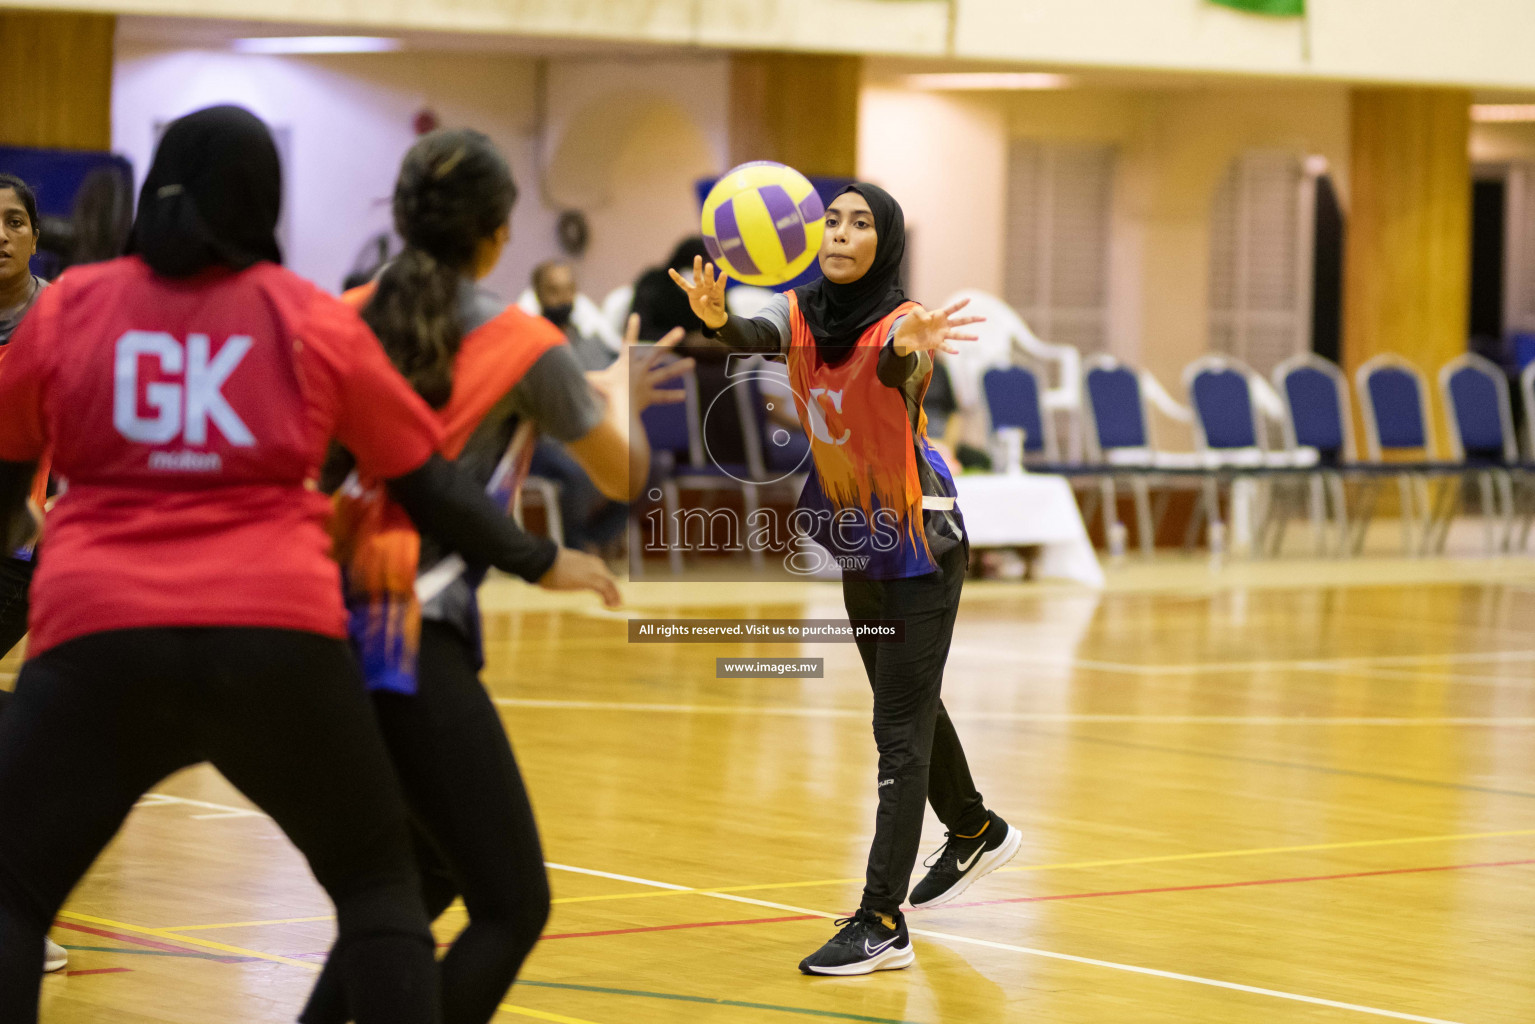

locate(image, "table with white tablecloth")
[[951, 472, 1104, 587]]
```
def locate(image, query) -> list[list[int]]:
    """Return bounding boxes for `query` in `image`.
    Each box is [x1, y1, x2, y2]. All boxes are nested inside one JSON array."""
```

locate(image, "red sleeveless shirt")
[[786, 292, 954, 579]]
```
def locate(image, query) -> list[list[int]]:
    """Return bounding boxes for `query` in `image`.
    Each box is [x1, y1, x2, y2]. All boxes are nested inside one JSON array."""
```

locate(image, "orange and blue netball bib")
[[331, 285, 564, 693], [786, 293, 957, 579]]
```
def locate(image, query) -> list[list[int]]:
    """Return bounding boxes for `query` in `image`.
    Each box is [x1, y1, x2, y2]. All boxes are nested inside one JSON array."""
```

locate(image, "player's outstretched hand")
[[892, 297, 985, 357], [587, 314, 694, 418], [538, 548, 621, 608], [668, 255, 729, 331]]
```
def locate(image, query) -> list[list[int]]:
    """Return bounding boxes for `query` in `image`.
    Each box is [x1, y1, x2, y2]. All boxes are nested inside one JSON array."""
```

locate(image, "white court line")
[[125, 793, 1474, 1019], [495, 698, 1535, 727], [988, 649, 1535, 677], [542, 863, 1465, 1024], [583, 634, 1535, 677], [543, 863, 692, 891]]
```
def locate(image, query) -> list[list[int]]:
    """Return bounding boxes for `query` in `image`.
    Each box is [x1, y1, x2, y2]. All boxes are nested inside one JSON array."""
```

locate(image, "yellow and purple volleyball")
[[701, 161, 826, 287]]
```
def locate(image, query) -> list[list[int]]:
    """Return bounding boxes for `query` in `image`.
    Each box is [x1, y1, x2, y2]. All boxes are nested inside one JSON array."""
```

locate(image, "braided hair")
[[363, 129, 517, 407]]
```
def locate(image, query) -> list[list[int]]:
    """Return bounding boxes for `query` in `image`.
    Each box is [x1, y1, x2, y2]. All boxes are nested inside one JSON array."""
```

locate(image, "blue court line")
[[63, 945, 261, 963], [1046, 729, 1535, 800], [516, 980, 925, 1023]]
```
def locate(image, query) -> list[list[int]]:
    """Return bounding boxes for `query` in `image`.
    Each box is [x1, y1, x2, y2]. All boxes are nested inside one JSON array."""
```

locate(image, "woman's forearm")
[[386, 454, 559, 583], [706, 314, 783, 354], [626, 408, 652, 500]]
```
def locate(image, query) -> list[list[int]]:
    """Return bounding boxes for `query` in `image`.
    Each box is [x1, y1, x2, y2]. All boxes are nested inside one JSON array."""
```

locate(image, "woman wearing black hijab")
[[674, 183, 1020, 975], [0, 105, 612, 1022]]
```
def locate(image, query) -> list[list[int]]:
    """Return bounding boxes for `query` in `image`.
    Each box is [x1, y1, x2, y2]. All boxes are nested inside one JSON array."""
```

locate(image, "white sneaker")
[[43, 937, 67, 973]]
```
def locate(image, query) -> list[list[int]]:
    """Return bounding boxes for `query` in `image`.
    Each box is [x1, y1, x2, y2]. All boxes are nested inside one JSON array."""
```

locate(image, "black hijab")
[[793, 182, 907, 362], [130, 105, 283, 278]]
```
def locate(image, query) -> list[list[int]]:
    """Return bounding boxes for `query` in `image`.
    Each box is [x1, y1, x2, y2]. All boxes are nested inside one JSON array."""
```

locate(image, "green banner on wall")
[[1211, 0, 1304, 15]]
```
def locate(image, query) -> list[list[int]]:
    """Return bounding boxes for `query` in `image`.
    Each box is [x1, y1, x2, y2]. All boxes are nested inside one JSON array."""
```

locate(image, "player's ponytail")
[[364, 128, 517, 408]]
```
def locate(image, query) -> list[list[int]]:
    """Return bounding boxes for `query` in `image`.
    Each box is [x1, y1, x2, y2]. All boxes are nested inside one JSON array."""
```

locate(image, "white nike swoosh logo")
[[864, 936, 899, 957], [957, 848, 984, 872]]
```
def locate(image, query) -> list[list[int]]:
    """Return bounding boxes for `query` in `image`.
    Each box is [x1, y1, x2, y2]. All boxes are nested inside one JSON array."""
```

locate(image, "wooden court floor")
[[20, 557, 1535, 1023]]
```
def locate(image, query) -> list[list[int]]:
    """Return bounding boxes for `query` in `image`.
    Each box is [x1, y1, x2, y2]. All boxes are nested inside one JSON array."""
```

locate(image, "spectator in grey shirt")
[[0, 174, 46, 347], [529, 260, 618, 371], [527, 260, 632, 552], [0, 174, 68, 975]]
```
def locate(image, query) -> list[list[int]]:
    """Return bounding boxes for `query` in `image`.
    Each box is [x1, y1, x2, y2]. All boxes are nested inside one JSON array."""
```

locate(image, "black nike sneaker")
[[798, 908, 914, 976], [908, 811, 1021, 909]]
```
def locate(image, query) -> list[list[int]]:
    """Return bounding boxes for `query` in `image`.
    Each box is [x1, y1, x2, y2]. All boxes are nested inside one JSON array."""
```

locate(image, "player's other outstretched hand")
[[892, 297, 985, 358], [668, 256, 729, 331]]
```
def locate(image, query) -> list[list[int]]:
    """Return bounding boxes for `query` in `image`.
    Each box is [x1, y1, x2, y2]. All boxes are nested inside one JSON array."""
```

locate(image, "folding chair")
[[1272, 353, 1354, 555], [1439, 353, 1518, 552], [1355, 354, 1437, 554], [1080, 355, 1165, 556], [1186, 354, 1311, 555], [982, 365, 1054, 462]]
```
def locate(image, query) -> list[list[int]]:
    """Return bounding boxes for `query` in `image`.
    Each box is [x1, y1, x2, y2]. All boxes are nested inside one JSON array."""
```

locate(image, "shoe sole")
[[909, 824, 1022, 909], [800, 943, 915, 976], [43, 957, 67, 973]]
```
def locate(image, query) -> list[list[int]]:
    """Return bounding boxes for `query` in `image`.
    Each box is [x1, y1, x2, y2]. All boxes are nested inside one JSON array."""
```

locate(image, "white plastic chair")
[[516, 288, 624, 355], [1184, 354, 1320, 556], [601, 284, 635, 340], [938, 291, 1084, 461]]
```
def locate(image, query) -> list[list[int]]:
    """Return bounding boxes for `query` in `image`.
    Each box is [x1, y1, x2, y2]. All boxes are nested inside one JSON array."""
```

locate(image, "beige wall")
[[1472, 124, 1535, 165], [14, 0, 950, 57], [953, 0, 1535, 90], [21, 0, 1535, 89], [860, 77, 1348, 427], [113, 44, 726, 299]]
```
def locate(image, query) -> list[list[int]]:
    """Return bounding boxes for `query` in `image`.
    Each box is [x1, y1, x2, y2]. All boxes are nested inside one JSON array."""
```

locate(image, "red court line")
[[65, 968, 133, 977], [543, 913, 819, 940], [932, 857, 1535, 912], [538, 857, 1535, 942], [52, 921, 248, 964]]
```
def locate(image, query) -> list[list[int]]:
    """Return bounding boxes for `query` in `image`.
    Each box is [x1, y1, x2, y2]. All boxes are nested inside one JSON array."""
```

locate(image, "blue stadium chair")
[[1355, 354, 1436, 554], [734, 359, 812, 480], [982, 365, 1052, 461], [637, 358, 780, 576], [634, 368, 699, 576], [1273, 353, 1354, 555], [1184, 354, 1286, 555], [1439, 353, 1518, 552], [1188, 359, 1261, 454], [1080, 355, 1167, 556]]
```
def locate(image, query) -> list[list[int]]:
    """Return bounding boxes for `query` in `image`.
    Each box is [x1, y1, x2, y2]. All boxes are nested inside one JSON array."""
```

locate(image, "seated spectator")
[[521, 259, 621, 370], [523, 260, 629, 553]]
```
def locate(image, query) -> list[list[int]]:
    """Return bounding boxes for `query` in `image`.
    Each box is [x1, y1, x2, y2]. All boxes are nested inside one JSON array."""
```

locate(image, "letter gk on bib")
[[113, 331, 255, 459]]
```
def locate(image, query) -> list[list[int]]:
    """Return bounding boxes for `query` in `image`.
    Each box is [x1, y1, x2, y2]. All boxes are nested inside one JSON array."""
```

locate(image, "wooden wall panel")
[[728, 53, 859, 178], [0, 11, 114, 151], [1342, 87, 1471, 452]]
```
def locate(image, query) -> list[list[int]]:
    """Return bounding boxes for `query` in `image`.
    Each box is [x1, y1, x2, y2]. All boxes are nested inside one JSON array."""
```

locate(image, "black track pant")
[[0, 627, 440, 1024], [0, 554, 35, 714], [303, 620, 551, 1024], [842, 543, 988, 916]]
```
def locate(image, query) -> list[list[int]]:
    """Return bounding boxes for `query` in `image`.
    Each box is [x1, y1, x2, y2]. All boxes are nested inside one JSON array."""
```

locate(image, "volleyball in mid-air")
[[701, 161, 826, 287]]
